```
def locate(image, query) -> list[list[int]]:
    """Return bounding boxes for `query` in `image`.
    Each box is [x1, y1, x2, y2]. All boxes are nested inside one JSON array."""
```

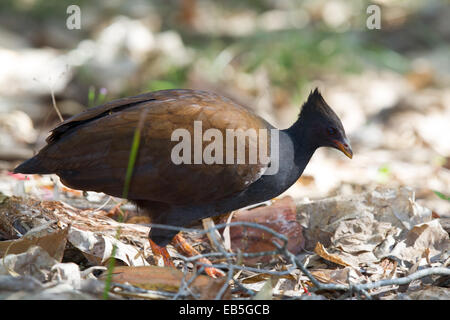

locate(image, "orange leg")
[[172, 234, 225, 278], [107, 201, 127, 220], [149, 239, 174, 267]]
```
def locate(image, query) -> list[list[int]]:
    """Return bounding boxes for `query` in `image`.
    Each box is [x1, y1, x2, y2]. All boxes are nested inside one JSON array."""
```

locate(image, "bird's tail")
[[14, 155, 52, 174]]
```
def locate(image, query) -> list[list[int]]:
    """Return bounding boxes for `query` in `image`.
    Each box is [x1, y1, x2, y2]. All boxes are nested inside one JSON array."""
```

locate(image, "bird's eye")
[[327, 127, 337, 135]]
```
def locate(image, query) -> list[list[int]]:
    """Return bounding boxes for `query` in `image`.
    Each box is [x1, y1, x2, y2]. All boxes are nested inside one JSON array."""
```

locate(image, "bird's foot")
[[172, 234, 225, 278], [149, 239, 174, 267], [107, 200, 127, 220]]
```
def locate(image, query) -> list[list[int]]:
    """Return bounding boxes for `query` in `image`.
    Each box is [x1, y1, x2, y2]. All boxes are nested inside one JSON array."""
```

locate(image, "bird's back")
[[15, 89, 273, 205]]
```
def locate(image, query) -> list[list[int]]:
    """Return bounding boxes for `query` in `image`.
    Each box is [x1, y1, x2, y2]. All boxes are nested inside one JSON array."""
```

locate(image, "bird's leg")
[[172, 233, 225, 278], [149, 239, 174, 267], [147, 205, 225, 277], [107, 200, 127, 220]]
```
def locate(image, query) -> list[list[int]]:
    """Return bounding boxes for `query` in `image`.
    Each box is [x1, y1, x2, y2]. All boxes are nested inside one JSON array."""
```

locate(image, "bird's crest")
[[299, 88, 336, 120]]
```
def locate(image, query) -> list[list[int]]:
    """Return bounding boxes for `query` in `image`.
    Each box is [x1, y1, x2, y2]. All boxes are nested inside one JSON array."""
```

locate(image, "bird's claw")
[[204, 265, 226, 278], [172, 234, 225, 278]]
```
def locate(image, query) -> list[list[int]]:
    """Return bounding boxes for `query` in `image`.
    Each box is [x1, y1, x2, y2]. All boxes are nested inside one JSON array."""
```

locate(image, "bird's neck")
[[285, 117, 317, 165]]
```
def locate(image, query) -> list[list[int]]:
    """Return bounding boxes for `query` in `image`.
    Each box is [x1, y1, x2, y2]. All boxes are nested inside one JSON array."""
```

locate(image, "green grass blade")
[[95, 88, 108, 106], [102, 229, 120, 299], [434, 190, 450, 201], [88, 86, 96, 108], [122, 129, 141, 200], [103, 112, 145, 299]]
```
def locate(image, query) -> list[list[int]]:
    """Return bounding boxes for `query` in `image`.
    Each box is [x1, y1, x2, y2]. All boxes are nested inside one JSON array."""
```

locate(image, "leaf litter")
[[0, 175, 449, 299]]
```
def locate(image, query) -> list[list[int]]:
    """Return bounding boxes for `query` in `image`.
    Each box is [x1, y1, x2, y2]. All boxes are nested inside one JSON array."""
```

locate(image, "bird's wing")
[[47, 90, 180, 143], [40, 90, 272, 205]]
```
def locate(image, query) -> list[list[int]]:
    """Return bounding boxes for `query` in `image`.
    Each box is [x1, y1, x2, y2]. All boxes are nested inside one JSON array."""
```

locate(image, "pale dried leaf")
[[400, 287, 450, 300], [51, 262, 82, 289], [298, 187, 449, 268], [68, 227, 149, 266], [222, 211, 235, 252], [0, 246, 58, 282], [310, 267, 360, 285], [0, 226, 69, 262], [253, 278, 273, 300], [314, 242, 353, 267]]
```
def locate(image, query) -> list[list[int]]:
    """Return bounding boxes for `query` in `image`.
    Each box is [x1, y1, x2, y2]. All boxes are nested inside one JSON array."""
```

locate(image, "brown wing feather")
[[39, 89, 271, 205]]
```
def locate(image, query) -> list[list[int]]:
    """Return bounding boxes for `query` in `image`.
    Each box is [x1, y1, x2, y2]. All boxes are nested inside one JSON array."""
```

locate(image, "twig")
[[174, 265, 205, 300], [49, 85, 64, 123], [356, 267, 450, 291], [145, 221, 450, 300]]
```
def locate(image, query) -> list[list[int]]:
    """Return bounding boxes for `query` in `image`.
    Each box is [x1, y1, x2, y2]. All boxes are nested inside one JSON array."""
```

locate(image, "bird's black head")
[[295, 88, 352, 158]]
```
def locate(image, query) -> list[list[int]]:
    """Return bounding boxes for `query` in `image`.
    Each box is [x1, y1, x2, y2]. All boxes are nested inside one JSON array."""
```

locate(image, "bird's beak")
[[333, 138, 353, 159]]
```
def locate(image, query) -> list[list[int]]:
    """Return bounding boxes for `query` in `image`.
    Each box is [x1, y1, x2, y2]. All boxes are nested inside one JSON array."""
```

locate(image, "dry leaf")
[[314, 242, 352, 267], [0, 226, 68, 262], [401, 287, 450, 300], [300, 187, 433, 249], [299, 187, 449, 268], [222, 196, 303, 264], [310, 268, 352, 285], [0, 246, 58, 282], [68, 228, 149, 266], [105, 265, 230, 299], [0, 196, 152, 266], [202, 218, 222, 251], [222, 211, 235, 252], [253, 278, 273, 300]]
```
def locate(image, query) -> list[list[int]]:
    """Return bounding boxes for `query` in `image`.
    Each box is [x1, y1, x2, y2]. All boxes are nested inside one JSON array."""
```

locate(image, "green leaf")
[[122, 128, 141, 200], [103, 120, 143, 299], [433, 190, 450, 201], [88, 86, 96, 108]]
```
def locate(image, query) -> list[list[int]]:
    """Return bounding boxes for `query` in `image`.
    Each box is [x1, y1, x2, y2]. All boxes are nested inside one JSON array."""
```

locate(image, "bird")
[[14, 88, 352, 276]]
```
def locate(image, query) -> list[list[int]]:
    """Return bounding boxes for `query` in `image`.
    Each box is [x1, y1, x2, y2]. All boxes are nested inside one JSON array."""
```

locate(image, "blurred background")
[[0, 0, 449, 216]]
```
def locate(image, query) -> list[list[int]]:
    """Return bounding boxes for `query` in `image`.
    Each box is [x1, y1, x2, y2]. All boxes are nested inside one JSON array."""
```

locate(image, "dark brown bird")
[[14, 88, 352, 275]]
